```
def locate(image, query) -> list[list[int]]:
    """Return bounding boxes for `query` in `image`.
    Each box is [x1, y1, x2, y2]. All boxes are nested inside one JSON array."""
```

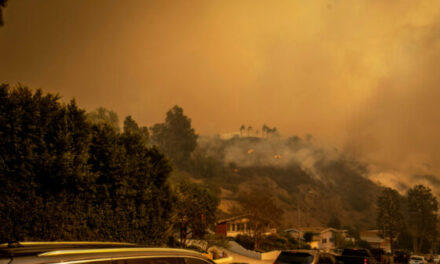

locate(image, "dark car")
[[274, 250, 337, 264], [336, 249, 377, 264]]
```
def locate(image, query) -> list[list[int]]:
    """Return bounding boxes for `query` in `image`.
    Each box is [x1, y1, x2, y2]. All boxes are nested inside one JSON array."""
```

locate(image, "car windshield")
[[276, 252, 315, 264]]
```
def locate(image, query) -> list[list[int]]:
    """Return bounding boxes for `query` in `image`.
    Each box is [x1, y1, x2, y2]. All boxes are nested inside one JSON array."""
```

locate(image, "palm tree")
[[240, 124, 245, 137], [262, 124, 269, 138]]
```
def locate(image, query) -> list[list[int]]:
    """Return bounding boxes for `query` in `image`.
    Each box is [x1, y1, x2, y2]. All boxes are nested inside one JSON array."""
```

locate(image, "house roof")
[[216, 214, 274, 225], [362, 237, 385, 243], [284, 228, 301, 233], [285, 227, 349, 236], [216, 215, 251, 224], [296, 227, 327, 234], [320, 228, 341, 234], [360, 230, 390, 243]]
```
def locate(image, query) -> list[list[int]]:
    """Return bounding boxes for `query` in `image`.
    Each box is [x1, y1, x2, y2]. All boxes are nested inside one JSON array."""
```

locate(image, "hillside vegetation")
[[186, 135, 383, 229]]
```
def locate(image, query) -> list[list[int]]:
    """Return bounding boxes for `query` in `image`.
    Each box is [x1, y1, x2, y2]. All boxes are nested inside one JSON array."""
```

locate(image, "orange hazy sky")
[[2, 0, 440, 184]]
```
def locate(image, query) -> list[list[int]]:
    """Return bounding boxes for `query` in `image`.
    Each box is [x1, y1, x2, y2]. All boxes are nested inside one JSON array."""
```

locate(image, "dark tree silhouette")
[[240, 124, 245, 137], [407, 184, 438, 253], [151, 105, 198, 169], [0, 84, 174, 244], [377, 187, 404, 253]]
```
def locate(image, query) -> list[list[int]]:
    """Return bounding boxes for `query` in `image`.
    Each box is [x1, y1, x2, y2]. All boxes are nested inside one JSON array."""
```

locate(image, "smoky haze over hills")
[[193, 134, 381, 228], [1, 0, 440, 194]]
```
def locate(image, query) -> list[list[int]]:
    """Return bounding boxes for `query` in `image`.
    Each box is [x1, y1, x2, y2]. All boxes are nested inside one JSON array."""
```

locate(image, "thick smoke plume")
[[197, 135, 341, 183]]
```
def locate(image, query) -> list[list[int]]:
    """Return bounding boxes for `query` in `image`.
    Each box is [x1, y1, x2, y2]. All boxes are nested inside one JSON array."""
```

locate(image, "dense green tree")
[[87, 107, 120, 132], [407, 184, 439, 253], [151, 105, 198, 169], [0, 85, 92, 240], [397, 225, 414, 251], [174, 181, 219, 246], [123, 115, 149, 146], [87, 123, 174, 244], [0, 84, 175, 244], [376, 187, 404, 253]]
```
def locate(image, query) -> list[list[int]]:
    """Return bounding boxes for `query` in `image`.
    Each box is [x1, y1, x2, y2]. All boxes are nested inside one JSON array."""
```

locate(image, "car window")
[[276, 252, 315, 264]]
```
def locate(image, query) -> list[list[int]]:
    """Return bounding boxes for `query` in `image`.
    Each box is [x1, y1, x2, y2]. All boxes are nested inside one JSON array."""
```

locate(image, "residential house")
[[360, 230, 392, 253], [215, 215, 276, 237], [284, 228, 301, 239], [284, 227, 354, 252]]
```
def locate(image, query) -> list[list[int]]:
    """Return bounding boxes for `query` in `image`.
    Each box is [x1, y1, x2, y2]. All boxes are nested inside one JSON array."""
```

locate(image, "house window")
[[322, 238, 327, 244], [329, 237, 334, 243]]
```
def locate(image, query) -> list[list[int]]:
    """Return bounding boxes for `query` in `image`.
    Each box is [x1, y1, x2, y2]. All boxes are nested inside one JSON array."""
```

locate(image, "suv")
[[0, 242, 215, 264], [274, 250, 337, 264]]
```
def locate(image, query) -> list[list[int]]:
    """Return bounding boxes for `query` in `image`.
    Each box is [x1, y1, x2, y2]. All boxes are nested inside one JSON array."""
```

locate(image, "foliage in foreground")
[[0, 84, 174, 244]]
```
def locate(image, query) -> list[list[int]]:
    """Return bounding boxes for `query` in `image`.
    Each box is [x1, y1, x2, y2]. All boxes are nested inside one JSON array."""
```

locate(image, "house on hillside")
[[284, 228, 301, 239], [284, 227, 354, 252], [360, 230, 392, 253], [215, 215, 276, 237]]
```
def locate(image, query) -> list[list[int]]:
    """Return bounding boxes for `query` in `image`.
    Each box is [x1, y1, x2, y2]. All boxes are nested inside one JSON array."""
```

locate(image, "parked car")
[[336, 248, 377, 264], [409, 256, 426, 264], [274, 250, 337, 264], [0, 242, 215, 264]]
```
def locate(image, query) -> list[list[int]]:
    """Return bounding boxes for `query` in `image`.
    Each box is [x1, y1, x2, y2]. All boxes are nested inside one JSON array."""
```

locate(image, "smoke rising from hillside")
[[344, 14, 440, 195], [197, 136, 344, 183]]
